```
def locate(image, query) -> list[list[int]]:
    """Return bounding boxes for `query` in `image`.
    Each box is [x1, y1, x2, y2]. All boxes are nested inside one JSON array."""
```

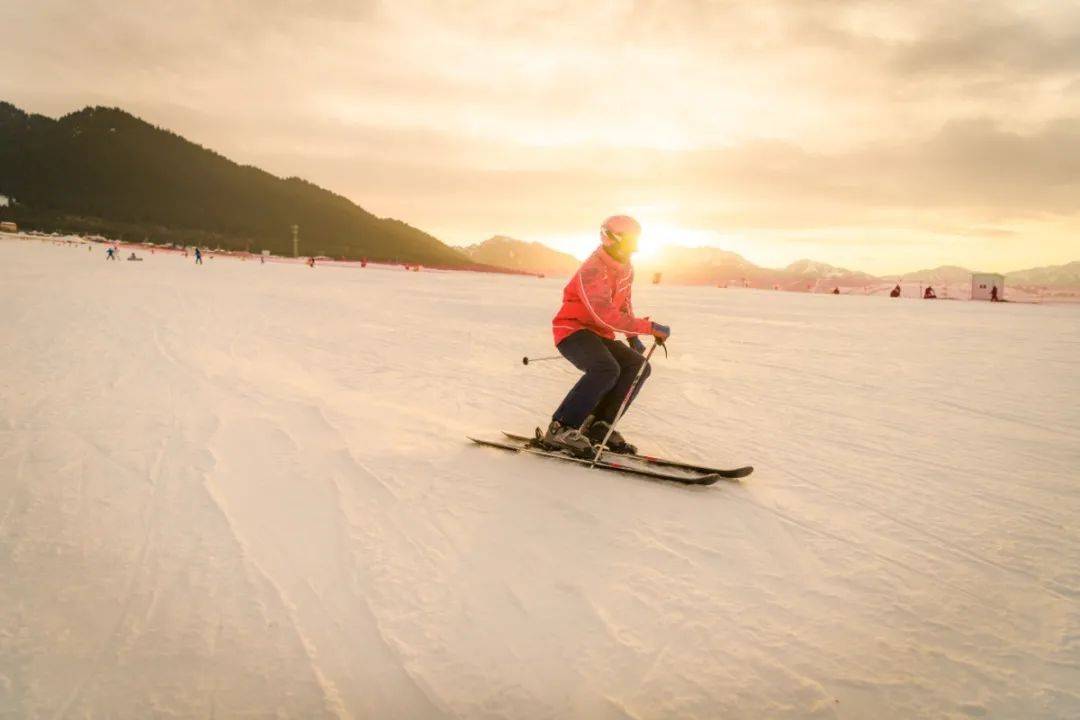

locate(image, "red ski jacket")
[[552, 246, 653, 346]]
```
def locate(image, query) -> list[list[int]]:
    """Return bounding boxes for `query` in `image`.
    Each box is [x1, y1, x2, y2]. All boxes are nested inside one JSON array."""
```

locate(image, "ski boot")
[[540, 420, 595, 459], [586, 420, 638, 455]]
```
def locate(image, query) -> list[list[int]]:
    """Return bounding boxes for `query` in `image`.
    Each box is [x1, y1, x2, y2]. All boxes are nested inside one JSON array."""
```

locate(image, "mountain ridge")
[[463, 235, 579, 276], [1006, 260, 1080, 287], [0, 101, 474, 266], [466, 235, 1080, 289], [3, 101, 1075, 285]]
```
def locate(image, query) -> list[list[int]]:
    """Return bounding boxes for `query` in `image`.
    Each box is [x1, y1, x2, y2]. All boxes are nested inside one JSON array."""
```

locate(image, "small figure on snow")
[[832, 287, 840, 295], [105, 247, 116, 260], [924, 286, 936, 299], [544, 215, 670, 457], [194, 247, 203, 265], [990, 285, 1000, 302], [308, 256, 316, 268], [890, 283, 901, 298]]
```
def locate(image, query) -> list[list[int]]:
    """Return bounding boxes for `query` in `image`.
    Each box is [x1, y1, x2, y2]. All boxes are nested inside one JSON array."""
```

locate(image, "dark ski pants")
[[552, 330, 651, 429]]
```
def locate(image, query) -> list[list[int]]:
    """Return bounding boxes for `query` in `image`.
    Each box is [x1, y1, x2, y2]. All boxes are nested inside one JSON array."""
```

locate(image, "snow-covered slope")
[[2, 237, 1078, 719]]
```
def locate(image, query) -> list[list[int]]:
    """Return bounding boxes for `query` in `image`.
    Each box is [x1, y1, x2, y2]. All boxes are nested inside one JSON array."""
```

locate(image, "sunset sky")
[[3, 0, 1078, 273]]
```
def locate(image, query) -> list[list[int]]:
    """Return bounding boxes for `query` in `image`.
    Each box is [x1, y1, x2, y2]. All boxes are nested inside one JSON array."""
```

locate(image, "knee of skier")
[[589, 357, 621, 391]]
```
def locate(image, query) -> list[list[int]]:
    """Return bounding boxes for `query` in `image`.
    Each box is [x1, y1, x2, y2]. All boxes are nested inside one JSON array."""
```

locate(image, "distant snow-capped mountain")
[[461, 235, 1079, 292], [636, 246, 760, 284], [785, 259, 878, 285], [899, 265, 975, 284], [786, 259, 842, 276], [462, 235, 580, 276], [1006, 261, 1080, 287]]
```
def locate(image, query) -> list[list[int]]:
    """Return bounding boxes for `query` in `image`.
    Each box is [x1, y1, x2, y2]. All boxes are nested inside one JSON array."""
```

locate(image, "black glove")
[[627, 335, 646, 353], [651, 322, 671, 343]]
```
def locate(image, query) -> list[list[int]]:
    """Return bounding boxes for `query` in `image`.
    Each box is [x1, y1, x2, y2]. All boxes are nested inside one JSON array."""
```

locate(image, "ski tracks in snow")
[[3, 239, 1079, 719]]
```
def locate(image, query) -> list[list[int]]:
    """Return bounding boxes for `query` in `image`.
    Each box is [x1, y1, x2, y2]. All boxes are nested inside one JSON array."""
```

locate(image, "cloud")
[[2, 0, 1078, 270], [889, 4, 1080, 77]]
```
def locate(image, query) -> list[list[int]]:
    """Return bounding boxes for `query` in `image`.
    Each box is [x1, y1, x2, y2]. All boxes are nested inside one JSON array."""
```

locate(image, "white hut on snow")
[[971, 273, 1004, 301]]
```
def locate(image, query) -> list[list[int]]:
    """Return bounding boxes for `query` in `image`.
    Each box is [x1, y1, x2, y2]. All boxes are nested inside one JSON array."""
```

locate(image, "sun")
[[633, 227, 665, 262], [633, 220, 720, 261]]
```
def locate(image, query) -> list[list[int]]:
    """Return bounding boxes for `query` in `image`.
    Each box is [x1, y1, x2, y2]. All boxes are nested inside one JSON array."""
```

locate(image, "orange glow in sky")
[[4, 1, 1079, 274]]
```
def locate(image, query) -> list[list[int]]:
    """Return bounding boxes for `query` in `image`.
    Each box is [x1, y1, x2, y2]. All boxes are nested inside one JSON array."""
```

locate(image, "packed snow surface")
[[1, 237, 1078, 719]]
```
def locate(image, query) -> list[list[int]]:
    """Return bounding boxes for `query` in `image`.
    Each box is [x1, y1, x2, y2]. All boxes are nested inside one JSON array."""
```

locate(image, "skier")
[[924, 286, 936, 299], [105, 247, 115, 260], [890, 284, 901, 297], [194, 247, 202, 265], [991, 285, 999, 302], [543, 215, 670, 457], [832, 287, 840, 295]]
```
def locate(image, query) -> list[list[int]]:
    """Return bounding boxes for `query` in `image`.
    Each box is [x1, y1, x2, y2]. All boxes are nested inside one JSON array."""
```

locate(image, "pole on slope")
[[589, 341, 659, 468], [522, 355, 562, 365]]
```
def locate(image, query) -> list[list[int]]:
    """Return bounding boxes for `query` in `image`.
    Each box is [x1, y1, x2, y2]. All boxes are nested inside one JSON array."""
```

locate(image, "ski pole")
[[590, 341, 659, 467], [522, 355, 562, 365]]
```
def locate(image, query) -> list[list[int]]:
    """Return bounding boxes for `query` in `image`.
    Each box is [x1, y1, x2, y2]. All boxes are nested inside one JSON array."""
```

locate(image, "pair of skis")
[[468, 431, 753, 486]]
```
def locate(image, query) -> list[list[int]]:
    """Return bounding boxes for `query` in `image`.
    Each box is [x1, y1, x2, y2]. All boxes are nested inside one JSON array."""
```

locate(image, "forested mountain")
[[0, 102, 470, 265]]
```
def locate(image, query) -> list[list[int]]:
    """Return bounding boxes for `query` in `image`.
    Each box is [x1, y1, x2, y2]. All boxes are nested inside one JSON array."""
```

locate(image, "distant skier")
[[924, 286, 936, 299], [308, 256, 316, 268], [194, 247, 202, 265], [890, 284, 901, 298], [991, 285, 999, 302], [105, 247, 115, 260], [832, 287, 840, 295], [543, 215, 670, 457]]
